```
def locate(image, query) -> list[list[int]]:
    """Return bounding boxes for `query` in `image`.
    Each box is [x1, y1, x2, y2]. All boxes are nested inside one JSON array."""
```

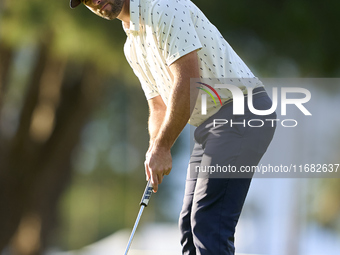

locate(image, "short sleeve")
[[134, 68, 160, 100], [151, 1, 202, 66]]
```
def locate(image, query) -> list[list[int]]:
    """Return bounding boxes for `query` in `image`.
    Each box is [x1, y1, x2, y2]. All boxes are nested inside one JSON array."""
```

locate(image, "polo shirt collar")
[[129, 0, 140, 32]]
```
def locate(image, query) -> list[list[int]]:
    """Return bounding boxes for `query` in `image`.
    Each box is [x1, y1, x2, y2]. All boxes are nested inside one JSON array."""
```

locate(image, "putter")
[[123, 180, 153, 255]]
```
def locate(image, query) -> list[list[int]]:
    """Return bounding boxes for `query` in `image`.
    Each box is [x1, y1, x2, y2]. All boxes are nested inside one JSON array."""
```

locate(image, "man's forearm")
[[152, 78, 198, 150], [148, 107, 166, 147]]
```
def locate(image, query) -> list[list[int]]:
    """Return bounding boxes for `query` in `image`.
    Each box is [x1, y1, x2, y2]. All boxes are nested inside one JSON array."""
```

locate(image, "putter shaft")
[[124, 180, 153, 255], [124, 205, 145, 255]]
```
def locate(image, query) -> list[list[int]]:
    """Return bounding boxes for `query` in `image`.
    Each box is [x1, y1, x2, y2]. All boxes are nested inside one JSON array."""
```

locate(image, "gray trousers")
[[179, 88, 276, 255]]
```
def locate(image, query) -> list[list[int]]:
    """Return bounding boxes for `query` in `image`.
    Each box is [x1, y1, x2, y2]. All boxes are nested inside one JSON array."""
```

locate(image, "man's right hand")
[[144, 142, 172, 193]]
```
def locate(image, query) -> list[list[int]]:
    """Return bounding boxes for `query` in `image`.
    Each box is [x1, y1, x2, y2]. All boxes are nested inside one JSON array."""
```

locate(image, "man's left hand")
[[145, 145, 172, 193]]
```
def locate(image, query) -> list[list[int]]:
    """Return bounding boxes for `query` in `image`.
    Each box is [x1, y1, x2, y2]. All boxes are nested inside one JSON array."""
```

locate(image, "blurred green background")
[[0, 0, 340, 254]]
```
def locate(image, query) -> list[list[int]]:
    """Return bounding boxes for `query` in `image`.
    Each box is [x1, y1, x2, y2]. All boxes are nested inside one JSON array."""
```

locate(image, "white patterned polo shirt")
[[123, 0, 263, 127]]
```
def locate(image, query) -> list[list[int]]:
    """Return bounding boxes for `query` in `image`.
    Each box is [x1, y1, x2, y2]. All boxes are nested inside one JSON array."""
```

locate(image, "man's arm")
[[147, 95, 167, 147], [145, 50, 200, 192], [145, 95, 166, 183]]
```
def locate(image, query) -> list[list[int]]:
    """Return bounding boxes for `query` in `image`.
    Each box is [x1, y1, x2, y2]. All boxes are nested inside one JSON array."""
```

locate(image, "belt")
[[247, 86, 266, 96]]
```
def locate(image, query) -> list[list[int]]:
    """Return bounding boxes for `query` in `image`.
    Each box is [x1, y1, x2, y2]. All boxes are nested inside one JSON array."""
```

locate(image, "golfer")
[[70, 0, 276, 254]]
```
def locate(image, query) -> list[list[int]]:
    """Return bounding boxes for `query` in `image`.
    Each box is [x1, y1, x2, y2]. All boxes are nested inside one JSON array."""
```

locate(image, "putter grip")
[[140, 180, 153, 207]]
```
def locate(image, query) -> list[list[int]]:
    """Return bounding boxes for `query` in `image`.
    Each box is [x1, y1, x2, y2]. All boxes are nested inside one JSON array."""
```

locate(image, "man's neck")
[[117, 0, 130, 27]]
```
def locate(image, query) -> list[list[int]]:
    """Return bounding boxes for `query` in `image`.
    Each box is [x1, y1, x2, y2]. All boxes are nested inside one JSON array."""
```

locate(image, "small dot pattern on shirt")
[[123, 0, 263, 126]]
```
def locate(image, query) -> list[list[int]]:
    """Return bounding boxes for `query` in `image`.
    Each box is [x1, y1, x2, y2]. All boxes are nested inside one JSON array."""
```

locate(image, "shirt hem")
[[166, 45, 202, 66]]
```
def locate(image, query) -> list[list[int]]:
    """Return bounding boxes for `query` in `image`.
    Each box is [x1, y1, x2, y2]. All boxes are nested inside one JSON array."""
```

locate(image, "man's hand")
[[145, 144, 172, 193]]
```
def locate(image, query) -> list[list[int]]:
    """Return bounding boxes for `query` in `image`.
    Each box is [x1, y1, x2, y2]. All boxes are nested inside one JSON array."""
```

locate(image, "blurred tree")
[[0, 0, 120, 253], [0, 38, 105, 254], [0, 42, 14, 110]]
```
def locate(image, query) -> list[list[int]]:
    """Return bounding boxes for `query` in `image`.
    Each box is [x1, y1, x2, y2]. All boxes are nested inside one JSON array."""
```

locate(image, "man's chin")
[[102, 15, 115, 20], [86, 6, 117, 21]]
